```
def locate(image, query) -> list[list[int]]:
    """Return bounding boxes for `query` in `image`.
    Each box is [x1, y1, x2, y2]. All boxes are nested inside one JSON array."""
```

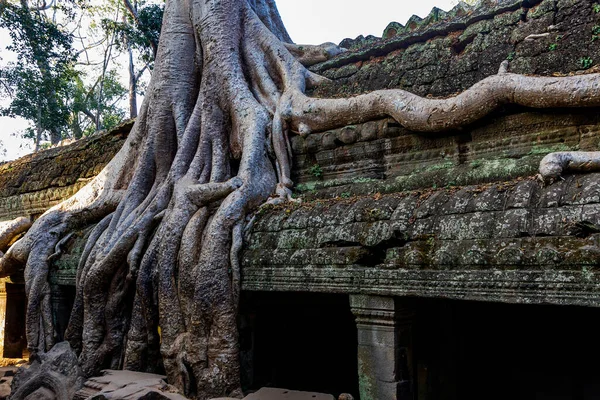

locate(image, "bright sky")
[[0, 0, 456, 162]]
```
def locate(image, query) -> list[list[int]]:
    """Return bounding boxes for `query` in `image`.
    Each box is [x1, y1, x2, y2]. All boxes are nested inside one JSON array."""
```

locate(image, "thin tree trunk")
[[35, 103, 42, 152], [127, 41, 137, 118]]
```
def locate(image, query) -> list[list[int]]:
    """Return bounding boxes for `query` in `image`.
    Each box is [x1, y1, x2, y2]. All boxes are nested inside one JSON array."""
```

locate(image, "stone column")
[[350, 295, 415, 400], [0, 279, 6, 360]]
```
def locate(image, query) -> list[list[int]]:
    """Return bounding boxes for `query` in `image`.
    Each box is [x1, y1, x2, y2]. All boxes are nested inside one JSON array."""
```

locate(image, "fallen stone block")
[[243, 387, 334, 400]]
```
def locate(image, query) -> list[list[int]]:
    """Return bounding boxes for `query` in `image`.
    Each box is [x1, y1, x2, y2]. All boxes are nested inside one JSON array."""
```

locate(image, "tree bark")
[[0, 217, 31, 251], [2, 1, 600, 399], [127, 31, 138, 118]]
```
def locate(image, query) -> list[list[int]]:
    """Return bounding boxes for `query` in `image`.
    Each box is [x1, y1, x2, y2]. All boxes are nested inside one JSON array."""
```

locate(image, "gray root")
[[525, 32, 551, 41], [0, 216, 31, 252], [539, 151, 600, 182], [284, 42, 347, 67], [47, 232, 75, 263], [4, 0, 600, 399], [283, 72, 600, 135]]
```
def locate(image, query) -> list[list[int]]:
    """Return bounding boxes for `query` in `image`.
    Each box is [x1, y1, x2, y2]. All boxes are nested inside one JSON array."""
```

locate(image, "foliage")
[[101, 1, 164, 66], [0, 0, 159, 149], [69, 70, 127, 137], [580, 56, 594, 69], [0, 1, 77, 145], [310, 163, 323, 178]]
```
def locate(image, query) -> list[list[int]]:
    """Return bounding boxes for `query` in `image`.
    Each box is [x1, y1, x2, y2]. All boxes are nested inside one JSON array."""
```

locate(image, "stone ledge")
[[241, 268, 600, 307]]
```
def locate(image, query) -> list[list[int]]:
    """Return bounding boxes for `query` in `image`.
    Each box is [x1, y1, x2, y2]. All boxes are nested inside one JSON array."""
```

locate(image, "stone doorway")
[[240, 292, 359, 399], [415, 299, 600, 400]]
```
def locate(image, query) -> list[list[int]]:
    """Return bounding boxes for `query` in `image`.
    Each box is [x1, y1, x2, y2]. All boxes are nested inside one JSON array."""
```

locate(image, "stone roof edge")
[[311, 0, 540, 73], [0, 119, 134, 169]]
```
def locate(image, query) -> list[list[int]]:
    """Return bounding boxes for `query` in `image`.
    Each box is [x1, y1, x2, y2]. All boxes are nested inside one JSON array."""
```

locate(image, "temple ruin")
[[2, 0, 600, 398]]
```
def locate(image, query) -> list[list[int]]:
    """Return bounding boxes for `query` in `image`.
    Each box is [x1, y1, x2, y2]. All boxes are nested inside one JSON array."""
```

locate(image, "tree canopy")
[[0, 0, 163, 150]]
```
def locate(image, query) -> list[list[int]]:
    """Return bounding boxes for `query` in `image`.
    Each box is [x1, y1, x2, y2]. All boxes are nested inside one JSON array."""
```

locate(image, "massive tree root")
[[0, 217, 31, 255], [539, 151, 600, 182], [2, 1, 600, 399]]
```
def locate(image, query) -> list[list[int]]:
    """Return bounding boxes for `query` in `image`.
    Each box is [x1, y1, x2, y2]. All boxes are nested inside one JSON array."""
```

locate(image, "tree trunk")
[[128, 45, 138, 119], [3, 1, 600, 399], [35, 102, 42, 152]]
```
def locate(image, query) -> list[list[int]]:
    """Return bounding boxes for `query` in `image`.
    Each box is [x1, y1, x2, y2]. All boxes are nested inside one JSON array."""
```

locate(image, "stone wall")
[[243, 173, 600, 306], [0, 121, 131, 221], [312, 0, 600, 98], [289, 109, 600, 199]]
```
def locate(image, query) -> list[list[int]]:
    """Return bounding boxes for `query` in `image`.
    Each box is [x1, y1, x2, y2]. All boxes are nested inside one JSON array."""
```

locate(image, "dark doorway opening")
[[416, 299, 600, 400], [240, 292, 359, 399], [3, 282, 27, 359], [51, 284, 76, 342]]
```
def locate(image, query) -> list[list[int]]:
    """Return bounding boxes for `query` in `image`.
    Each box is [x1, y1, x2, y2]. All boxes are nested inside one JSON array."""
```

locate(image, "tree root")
[[0, 216, 31, 251], [539, 151, 600, 182], [284, 71, 600, 135], [47, 232, 75, 263], [5, 0, 600, 399], [284, 42, 347, 67]]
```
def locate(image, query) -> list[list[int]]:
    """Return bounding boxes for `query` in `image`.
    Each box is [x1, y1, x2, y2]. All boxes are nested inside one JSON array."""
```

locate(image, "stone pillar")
[[350, 295, 415, 400], [0, 279, 6, 359]]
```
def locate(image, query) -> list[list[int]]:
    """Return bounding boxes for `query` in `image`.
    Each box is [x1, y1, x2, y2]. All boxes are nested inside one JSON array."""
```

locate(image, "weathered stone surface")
[[74, 370, 187, 400], [244, 387, 334, 400], [350, 296, 414, 400], [0, 121, 131, 221], [311, 0, 600, 99], [242, 174, 600, 307], [10, 342, 83, 400], [292, 110, 600, 200]]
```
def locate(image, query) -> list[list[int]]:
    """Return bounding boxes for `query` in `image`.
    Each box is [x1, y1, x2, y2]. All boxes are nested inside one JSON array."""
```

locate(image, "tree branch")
[[122, 0, 158, 56]]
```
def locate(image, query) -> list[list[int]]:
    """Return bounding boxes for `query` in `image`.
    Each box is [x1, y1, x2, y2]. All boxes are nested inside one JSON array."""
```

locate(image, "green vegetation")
[[353, 177, 376, 183], [548, 43, 558, 51], [592, 26, 600, 42], [309, 163, 323, 178], [580, 56, 594, 69], [0, 0, 164, 150], [527, 143, 573, 156]]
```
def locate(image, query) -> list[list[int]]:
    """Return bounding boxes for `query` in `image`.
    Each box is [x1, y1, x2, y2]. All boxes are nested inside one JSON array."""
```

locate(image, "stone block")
[[437, 212, 497, 240], [494, 209, 531, 238], [244, 387, 334, 400]]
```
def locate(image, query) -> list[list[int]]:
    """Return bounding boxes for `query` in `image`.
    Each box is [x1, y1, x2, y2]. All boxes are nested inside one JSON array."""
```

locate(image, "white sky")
[[0, 0, 457, 162]]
